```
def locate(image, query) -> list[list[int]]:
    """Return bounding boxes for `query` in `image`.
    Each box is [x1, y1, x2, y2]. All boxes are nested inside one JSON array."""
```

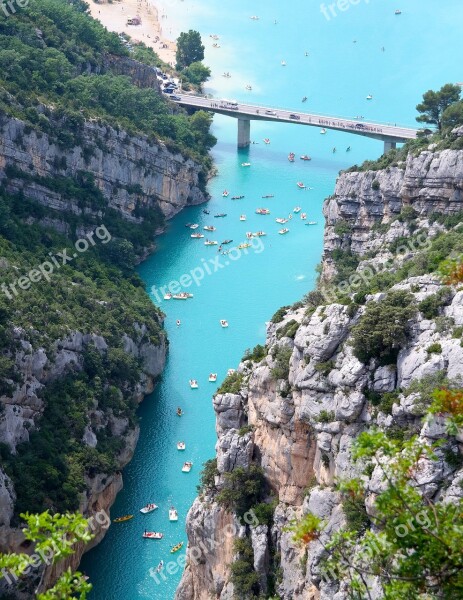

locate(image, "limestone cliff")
[[176, 147, 463, 600]]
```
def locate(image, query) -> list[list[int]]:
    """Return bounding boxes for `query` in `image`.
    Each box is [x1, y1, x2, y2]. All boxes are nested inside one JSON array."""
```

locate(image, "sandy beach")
[[88, 0, 176, 66]]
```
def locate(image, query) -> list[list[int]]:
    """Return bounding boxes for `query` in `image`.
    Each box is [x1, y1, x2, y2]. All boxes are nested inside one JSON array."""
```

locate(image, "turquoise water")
[[82, 1, 463, 598]]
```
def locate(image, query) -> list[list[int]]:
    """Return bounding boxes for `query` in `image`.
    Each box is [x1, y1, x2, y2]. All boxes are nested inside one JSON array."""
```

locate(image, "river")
[[81, 1, 463, 597]]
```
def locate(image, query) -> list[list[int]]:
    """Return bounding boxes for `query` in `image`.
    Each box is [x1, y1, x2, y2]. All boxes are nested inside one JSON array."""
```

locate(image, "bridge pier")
[[384, 140, 397, 154], [237, 118, 251, 148]]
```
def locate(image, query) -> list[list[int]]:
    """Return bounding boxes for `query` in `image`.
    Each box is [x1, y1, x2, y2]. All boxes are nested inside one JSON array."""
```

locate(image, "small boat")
[[227, 368, 236, 376], [164, 292, 172, 300], [276, 218, 288, 224], [214, 213, 227, 218], [279, 228, 290, 235], [143, 531, 163, 539], [203, 209, 210, 214], [366, 94, 373, 100], [293, 207, 302, 213], [204, 240, 218, 246], [254, 231, 266, 237], [212, 43, 221, 48], [264, 138, 270, 144], [222, 190, 229, 197], [300, 155, 311, 161], [320, 128, 326, 134], [189, 379, 198, 389], [189, 224, 199, 229], [176, 320, 181, 326], [177, 441, 186, 452], [250, 15, 259, 20], [256, 208, 270, 215], [209, 373, 218, 382], [185, 223, 192, 228], [241, 162, 251, 167], [220, 320, 229, 328], [182, 461, 193, 473], [210, 34, 219, 40], [204, 225, 216, 231], [113, 515, 133, 523], [394, 9, 401, 15], [240, 215, 247, 221], [305, 221, 317, 225], [169, 507, 179, 521], [297, 182, 305, 189], [171, 542, 184, 553], [302, 96, 307, 102], [281, 60, 286, 66], [288, 153, 295, 162], [155, 561, 164, 573], [222, 72, 231, 78], [245, 85, 252, 91], [176, 407, 183, 416], [173, 292, 193, 299], [191, 233, 204, 239], [246, 232, 253, 239], [231, 195, 244, 200], [140, 503, 158, 514], [238, 242, 251, 249], [300, 212, 307, 220], [262, 194, 274, 199], [221, 239, 233, 245]]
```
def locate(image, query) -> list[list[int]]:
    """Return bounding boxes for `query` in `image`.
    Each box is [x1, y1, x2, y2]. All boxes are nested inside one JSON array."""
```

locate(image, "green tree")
[[176, 30, 205, 69], [182, 61, 211, 85], [416, 83, 461, 131], [189, 110, 217, 150], [441, 100, 463, 130]]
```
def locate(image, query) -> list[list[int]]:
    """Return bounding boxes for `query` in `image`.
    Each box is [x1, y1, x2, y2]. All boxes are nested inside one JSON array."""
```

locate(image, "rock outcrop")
[[176, 147, 463, 600]]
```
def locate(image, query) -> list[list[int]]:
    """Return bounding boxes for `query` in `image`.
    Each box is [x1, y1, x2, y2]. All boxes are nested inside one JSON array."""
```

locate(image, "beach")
[[87, 0, 176, 66]]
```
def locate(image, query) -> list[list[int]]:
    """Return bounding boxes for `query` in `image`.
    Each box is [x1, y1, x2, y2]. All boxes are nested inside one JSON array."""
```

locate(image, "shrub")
[[252, 499, 277, 527], [277, 319, 299, 339], [271, 306, 289, 324], [197, 458, 218, 494], [419, 287, 453, 319], [426, 342, 442, 354], [372, 179, 380, 190], [242, 344, 266, 362], [334, 220, 353, 237], [314, 360, 335, 376], [271, 346, 292, 380], [216, 465, 266, 517], [351, 290, 417, 364], [216, 371, 243, 395], [238, 425, 253, 436], [230, 538, 260, 600], [316, 410, 335, 423]]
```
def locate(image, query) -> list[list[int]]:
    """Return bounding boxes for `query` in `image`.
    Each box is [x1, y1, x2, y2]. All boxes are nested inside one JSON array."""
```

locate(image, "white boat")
[[297, 182, 305, 189], [254, 231, 266, 237], [320, 128, 326, 134], [142, 531, 163, 539], [140, 503, 158, 514], [293, 207, 302, 213], [250, 15, 259, 20], [279, 228, 290, 235], [220, 320, 229, 328], [395, 9, 401, 14], [222, 72, 231, 78], [164, 293, 172, 300], [191, 233, 204, 239], [305, 221, 317, 225], [256, 208, 270, 215], [209, 373, 218, 382], [169, 507, 179, 521], [366, 94, 373, 100], [240, 215, 247, 221], [204, 225, 216, 231], [246, 232, 253, 239], [238, 242, 251, 249], [245, 85, 252, 91], [281, 60, 286, 66], [177, 442, 186, 451], [222, 190, 229, 197], [189, 379, 198, 389], [182, 462, 193, 473], [276, 218, 288, 224], [300, 212, 307, 220], [212, 43, 221, 48], [173, 292, 193, 299], [241, 162, 251, 167], [210, 34, 219, 40], [204, 240, 218, 246], [189, 224, 199, 229]]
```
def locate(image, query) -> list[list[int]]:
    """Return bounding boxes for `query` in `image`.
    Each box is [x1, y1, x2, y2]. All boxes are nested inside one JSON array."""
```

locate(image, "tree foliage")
[[176, 30, 205, 69], [416, 83, 461, 130]]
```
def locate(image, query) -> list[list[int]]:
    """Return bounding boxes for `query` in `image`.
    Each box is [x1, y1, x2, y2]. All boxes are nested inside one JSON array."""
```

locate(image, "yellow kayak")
[[113, 515, 134, 523], [170, 542, 184, 553]]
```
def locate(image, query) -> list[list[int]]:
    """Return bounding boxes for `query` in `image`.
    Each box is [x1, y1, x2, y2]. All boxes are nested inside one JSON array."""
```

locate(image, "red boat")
[[297, 182, 305, 189], [288, 152, 295, 162], [143, 531, 163, 539]]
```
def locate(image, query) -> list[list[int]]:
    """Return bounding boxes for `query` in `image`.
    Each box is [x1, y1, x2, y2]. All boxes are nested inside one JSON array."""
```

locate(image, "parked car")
[[265, 110, 276, 116], [163, 88, 174, 94], [289, 113, 301, 120], [171, 95, 182, 101]]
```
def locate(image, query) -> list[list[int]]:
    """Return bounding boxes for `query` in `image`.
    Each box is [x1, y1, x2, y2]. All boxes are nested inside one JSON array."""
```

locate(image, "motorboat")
[[191, 233, 204, 239], [232, 195, 244, 200], [366, 94, 373, 100], [164, 292, 172, 300], [264, 138, 270, 144], [215, 213, 227, 218], [300, 212, 307, 220], [305, 221, 317, 225], [189, 224, 199, 229], [293, 207, 302, 213], [254, 231, 266, 237], [281, 60, 286, 66], [171, 542, 184, 553], [169, 507, 179, 521], [204, 240, 218, 246], [250, 15, 259, 20], [182, 462, 193, 473], [173, 292, 193, 299], [222, 190, 229, 197], [113, 515, 133, 523], [221, 239, 233, 245], [262, 194, 274, 198], [209, 373, 218, 382], [320, 128, 326, 134], [245, 85, 252, 91], [240, 215, 247, 221], [300, 155, 311, 161], [297, 182, 305, 189], [278, 228, 290, 235], [142, 531, 163, 539], [140, 503, 158, 514], [238, 242, 251, 249], [256, 208, 270, 215], [288, 152, 295, 162], [189, 379, 198, 389], [276, 218, 288, 224], [220, 320, 229, 328], [176, 407, 183, 416], [176, 320, 181, 326], [241, 162, 251, 167], [204, 225, 216, 231], [177, 441, 186, 451]]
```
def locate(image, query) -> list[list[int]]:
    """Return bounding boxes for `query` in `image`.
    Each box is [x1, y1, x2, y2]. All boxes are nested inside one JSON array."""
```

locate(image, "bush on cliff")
[[216, 465, 266, 517]]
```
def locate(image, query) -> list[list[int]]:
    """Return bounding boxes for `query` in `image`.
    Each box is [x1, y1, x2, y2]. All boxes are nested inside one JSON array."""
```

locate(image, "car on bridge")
[[265, 110, 277, 116], [289, 114, 301, 120], [171, 95, 182, 101]]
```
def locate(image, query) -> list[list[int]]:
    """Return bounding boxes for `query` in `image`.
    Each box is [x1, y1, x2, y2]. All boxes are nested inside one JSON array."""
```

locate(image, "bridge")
[[174, 94, 419, 153]]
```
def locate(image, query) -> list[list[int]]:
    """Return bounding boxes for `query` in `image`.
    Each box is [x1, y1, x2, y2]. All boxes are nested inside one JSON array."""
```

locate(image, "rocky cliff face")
[[176, 147, 463, 600]]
